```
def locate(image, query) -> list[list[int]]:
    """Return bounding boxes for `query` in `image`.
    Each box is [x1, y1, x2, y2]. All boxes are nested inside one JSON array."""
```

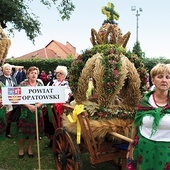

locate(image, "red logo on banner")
[[8, 87, 22, 104]]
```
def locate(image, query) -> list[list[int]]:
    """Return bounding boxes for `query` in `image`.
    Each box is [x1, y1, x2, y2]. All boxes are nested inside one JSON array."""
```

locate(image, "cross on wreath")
[[102, 2, 119, 22]]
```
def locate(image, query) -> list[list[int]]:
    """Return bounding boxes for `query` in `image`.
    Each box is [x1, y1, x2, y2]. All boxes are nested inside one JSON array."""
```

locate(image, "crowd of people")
[[0, 62, 170, 170], [0, 64, 73, 159]]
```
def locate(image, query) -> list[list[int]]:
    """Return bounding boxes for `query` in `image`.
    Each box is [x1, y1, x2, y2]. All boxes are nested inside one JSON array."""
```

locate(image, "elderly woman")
[[44, 66, 72, 148], [0, 63, 18, 139], [126, 63, 170, 170], [18, 66, 44, 158], [48, 65, 72, 102]]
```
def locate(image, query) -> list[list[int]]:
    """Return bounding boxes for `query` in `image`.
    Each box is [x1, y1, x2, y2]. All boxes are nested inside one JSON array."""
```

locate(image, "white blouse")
[[52, 80, 72, 102], [140, 94, 170, 141]]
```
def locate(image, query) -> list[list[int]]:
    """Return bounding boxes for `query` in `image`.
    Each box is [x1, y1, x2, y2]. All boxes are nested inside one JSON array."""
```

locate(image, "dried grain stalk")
[[75, 53, 99, 103]]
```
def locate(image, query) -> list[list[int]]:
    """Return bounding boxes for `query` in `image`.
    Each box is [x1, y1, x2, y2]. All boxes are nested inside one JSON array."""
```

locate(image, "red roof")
[[15, 40, 78, 60]]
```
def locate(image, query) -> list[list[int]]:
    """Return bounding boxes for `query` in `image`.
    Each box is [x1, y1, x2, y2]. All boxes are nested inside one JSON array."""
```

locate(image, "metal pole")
[[131, 6, 142, 43], [136, 10, 138, 42]]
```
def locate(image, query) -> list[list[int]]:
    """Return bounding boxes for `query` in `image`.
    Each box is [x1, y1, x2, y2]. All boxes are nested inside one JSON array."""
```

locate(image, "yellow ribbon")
[[67, 104, 84, 144]]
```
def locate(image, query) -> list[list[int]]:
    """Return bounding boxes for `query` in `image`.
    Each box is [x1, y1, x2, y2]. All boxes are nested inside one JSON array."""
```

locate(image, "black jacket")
[[0, 75, 18, 87]]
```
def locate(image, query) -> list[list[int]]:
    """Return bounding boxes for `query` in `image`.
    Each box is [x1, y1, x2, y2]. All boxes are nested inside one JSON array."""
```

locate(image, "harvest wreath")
[[69, 45, 147, 111], [65, 49, 144, 140], [64, 3, 148, 140]]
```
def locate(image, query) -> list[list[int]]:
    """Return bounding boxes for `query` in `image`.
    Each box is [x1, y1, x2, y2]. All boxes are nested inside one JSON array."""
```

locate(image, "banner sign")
[[2, 86, 65, 105]]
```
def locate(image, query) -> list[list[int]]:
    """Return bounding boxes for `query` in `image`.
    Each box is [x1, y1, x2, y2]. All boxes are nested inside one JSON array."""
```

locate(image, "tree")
[[0, 0, 75, 42], [132, 41, 145, 59], [143, 57, 170, 72]]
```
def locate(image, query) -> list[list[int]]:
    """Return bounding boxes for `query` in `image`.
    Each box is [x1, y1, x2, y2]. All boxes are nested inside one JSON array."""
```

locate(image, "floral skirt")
[[133, 132, 170, 170], [18, 107, 44, 139]]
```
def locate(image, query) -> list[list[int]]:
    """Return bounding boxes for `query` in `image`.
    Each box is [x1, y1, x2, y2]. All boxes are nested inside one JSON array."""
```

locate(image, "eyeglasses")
[[56, 72, 63, 75]]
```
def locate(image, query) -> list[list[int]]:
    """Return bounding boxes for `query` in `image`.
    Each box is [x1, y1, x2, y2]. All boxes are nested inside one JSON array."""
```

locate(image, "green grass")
[[0, 136, 55, 170], [0, 123, 119, 170]]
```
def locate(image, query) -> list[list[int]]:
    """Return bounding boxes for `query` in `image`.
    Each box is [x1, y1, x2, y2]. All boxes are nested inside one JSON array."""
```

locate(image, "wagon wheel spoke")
[[58, 134, 65, 145], [64, 138, 69, 150], [58, 134, 64, 146], [67, 158, 76, 166], [53, 128, 83, 170], [56, 139, 62, 151], [66, 152, 72, 157], [66, 163, 74, 170], [55, 148, 60, 153], [64, 141, 71, 153], [61, 135, 68, 148], [59, 134, 69, 150], [56, 162, 62, 170], [63, 166, 66, 170]]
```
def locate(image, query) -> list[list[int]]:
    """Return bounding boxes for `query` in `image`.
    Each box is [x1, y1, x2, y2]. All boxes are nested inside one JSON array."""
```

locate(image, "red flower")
[[109, 49, 114, 54], [141, 69, 145, 73], [133, 135, 139, 146], [164, 162, 170, 170], [137, 105, 141, 109], [1, 59, 5, 64], [113, 70, 119, 75], [137, 154, 142, 164]]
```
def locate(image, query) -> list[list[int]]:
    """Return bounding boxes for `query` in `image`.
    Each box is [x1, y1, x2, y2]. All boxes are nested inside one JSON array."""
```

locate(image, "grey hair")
[[2, 63, 12, 70]]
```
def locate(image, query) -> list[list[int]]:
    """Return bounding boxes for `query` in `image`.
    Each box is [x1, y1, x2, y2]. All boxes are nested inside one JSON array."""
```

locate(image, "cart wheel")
[[53, 128, 83, 170]]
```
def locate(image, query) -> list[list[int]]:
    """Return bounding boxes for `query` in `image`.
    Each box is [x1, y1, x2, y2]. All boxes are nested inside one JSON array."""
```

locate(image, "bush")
[[5, 58, 75, 73]]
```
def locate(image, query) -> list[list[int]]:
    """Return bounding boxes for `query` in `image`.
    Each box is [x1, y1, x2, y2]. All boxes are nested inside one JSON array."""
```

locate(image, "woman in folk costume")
[[126, 63, 170, 170], [52, 65, 72, 126], [0, 63, 18, 139], [18, 66, 44, 158], [44, 66, 72, 148]]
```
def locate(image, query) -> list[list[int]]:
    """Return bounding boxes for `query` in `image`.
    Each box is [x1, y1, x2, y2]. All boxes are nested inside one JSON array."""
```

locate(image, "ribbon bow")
[[67, 104, 84, 144]]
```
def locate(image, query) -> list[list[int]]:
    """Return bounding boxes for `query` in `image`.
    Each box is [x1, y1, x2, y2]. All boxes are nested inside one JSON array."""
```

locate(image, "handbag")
[[9, 105, 21, 122]]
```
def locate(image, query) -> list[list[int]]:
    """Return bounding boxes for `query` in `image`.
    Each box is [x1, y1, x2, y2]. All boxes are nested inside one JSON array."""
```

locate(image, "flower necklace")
[[153, 93, 168, 108]]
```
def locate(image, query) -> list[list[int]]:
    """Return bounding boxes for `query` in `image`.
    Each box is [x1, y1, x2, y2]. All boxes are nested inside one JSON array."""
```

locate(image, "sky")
[[5, 0, 170, 59]]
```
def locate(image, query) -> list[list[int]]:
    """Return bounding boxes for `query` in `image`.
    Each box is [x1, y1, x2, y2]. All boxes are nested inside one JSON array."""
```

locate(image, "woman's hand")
[[126, 143, 134, 159], [35, 103, 42, 109], [24, 103, 42, 113], [126, 148, 134, 159], [126, 127, 137, 159], [26, 104, 37, 113]]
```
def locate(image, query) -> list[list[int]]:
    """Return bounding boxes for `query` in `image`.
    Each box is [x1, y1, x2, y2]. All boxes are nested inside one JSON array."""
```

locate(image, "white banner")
[[1, 86, 65, 105]]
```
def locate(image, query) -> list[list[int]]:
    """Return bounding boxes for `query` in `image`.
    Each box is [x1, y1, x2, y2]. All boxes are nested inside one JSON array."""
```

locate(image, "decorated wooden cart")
[[52, 2, 148, 170]]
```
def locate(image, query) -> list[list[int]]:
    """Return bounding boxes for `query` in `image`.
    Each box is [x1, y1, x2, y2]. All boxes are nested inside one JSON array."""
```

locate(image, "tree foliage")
[[132, 41, 145, 59], [6, 58, 74, 73], [143, 57, 170, 72], [0, 0, 75, 42]]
